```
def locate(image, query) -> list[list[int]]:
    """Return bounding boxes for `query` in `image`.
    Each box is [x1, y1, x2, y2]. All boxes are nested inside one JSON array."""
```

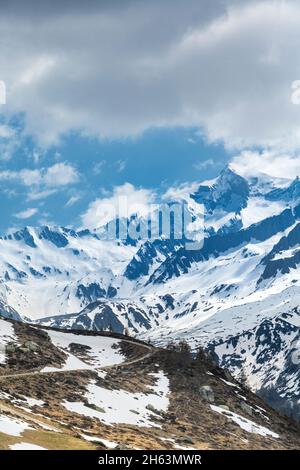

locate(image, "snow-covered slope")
[[0, 226, 136, 319], [39, 299, 152, 334]]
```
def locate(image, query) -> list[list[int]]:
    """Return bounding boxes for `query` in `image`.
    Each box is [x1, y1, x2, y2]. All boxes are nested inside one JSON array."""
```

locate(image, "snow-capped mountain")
[[0, 226, 136, 320], [0, 165, 300, 419]]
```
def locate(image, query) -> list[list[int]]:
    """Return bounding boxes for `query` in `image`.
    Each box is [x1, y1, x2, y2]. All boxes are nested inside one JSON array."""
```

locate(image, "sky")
[[1, 0, 300, 231]]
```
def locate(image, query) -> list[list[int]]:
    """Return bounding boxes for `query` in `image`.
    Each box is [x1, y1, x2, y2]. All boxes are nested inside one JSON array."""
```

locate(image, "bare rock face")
[[240, 402, 253, 416], [199, 385, 215, 403], [218, 405, 230, 412], [223, 369, 235, 382], [4, 322, 67, 371], [6, 340, 40, 354]]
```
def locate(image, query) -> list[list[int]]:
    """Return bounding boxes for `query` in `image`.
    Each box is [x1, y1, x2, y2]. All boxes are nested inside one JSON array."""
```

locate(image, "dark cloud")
[[0, 0, 138, 16], [0, 0, 299, 150]]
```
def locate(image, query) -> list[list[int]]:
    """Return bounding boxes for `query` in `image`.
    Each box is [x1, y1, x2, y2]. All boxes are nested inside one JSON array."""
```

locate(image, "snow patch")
[[41, 329, 125, 371], [9, 442, 47, 450], [210, 405, 279, 439], [63, 371, 169, 428], [0, 415, 32, 436], [0, 319, 17, 364]]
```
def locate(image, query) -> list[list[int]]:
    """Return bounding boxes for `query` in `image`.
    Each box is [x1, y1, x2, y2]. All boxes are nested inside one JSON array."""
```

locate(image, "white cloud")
[[93, 160, 106, 175], [231, 149, 300, 180], [193, 159, 215, 171], [32, 150, 42, 164], [43, 163, 79, 187], [19, 169, 42, 186], [27, 188, 57, 201], [163, 181, 200, 202], [0, 125, 15, 139], [0, 0, 298, 154], [0, 162, 79, 202], [37, 216, 56, 226], [0, 125, 21, 161], [0, 162, 79, 188], [81, 183, 156, 229], [65, 195, 80, 208], [14, 207, 38, 219], [115, 160, 127, 173]]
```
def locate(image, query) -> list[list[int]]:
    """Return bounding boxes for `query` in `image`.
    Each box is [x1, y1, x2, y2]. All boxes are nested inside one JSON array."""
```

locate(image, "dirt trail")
[[0, 338, 154, 433], [0, 340, 154, 380]]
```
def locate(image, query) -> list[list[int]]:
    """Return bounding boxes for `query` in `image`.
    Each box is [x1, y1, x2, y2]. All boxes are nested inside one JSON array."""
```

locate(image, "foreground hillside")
[[0, 317, 299, 450]]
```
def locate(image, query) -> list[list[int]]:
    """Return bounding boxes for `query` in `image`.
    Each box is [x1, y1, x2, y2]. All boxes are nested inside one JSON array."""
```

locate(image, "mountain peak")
[[219, 164, 238, 177], [191, 165, 249, 213]]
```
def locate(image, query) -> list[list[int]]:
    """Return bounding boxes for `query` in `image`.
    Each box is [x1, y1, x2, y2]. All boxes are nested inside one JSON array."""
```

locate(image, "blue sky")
[[0, 120, 230, 231], [1, 1, 300, 231]]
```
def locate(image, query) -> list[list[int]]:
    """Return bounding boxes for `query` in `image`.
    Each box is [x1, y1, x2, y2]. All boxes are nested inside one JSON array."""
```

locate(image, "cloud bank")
[[0, 0, 299, 152], [0, 162, 79, 202], [81, 183, 156, 229]]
